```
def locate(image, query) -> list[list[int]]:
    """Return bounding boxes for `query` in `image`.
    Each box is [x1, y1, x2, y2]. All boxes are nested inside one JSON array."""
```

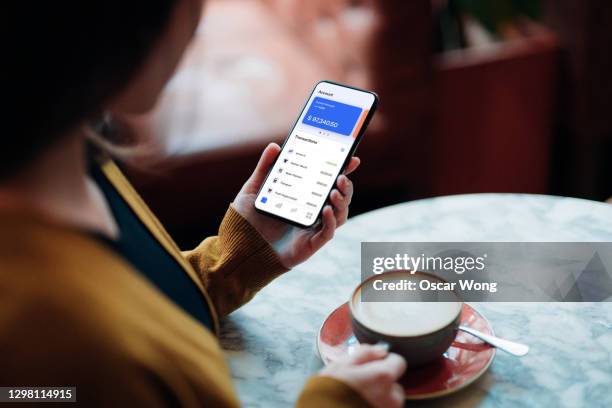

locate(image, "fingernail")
[[374, 341, 390, 352]]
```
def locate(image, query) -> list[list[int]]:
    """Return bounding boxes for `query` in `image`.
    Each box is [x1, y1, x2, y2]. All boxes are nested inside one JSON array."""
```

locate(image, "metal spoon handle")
[[458, 325, 529, 356]]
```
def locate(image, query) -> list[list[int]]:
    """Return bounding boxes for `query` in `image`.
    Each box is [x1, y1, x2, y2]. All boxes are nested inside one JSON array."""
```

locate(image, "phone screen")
[[255, 81, 378, 227]]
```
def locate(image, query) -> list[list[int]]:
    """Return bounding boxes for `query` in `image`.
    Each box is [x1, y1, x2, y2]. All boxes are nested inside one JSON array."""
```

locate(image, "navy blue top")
[[89, 163, 214, 331]]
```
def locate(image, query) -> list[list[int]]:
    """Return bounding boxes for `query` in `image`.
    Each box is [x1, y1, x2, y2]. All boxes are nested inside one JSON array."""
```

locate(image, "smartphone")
[[254, 80, 378, 228]]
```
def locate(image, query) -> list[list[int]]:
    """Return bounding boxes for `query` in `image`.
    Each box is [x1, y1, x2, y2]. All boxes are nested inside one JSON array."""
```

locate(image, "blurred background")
[[120, 0, 612, 248]]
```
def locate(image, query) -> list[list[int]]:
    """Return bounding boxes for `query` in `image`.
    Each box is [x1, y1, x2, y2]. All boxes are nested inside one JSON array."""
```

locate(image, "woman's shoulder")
[[0, 211, 150, 349], [0, 219, 151, 401], [0, 213, 237, 406], [0, 211, 214, 345], [0, 210, 144, 301]]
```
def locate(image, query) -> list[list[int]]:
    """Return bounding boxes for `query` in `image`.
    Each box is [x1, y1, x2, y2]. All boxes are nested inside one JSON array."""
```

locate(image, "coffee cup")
[[349, 270, 463, 366]]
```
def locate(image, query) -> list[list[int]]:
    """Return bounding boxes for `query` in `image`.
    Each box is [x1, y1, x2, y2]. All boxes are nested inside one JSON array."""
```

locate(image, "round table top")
[[220, 194, 612, 407]]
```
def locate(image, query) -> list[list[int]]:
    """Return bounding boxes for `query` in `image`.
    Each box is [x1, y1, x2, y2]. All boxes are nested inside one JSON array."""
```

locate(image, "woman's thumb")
[[247, 143, 281, 191]]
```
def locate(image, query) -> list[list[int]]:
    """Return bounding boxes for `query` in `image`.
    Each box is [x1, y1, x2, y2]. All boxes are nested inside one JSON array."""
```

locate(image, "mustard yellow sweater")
[[0, 159, 369, 407]]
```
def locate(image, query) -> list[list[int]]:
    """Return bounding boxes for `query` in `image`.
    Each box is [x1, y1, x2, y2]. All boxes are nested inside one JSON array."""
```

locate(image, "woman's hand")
[[232, 143, 360, 269], [320, 344, 407, 408]]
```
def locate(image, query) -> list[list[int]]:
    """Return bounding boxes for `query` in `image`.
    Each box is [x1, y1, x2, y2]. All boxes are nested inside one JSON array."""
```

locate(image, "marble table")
[[220, 194, 612, 407]]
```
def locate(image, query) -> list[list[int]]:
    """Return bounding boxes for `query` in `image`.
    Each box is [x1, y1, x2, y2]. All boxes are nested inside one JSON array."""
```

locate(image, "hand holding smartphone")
[[254, 81, 378, 227]]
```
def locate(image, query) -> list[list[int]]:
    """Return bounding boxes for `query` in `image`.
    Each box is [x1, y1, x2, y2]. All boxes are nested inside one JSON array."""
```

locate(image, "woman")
[[1, 1, 406, 406]]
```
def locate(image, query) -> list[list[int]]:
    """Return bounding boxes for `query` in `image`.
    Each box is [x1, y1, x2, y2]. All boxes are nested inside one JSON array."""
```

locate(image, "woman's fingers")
[[330, 189, 348, 226], [329, 175, 354, 226], [337, 175, 353, 203], [319, 345, 407, 408], [364, 353, 407, 381], [348, 344, 389, 364], [310, 205, 336, 250], [344, 156, 361, 175], [390, 383, 405, 407]]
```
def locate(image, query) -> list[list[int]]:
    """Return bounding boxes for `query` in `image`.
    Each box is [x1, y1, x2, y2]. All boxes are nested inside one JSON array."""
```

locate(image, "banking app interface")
[[256, 82, 375, 226]]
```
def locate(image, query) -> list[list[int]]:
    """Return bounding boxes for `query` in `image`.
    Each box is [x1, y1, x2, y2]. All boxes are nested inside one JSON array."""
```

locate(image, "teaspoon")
[[458, 325, 529, 356]]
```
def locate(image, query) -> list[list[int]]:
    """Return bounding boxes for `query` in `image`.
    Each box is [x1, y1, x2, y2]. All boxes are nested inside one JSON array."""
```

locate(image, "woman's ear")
[[110, 0, 203, 114]]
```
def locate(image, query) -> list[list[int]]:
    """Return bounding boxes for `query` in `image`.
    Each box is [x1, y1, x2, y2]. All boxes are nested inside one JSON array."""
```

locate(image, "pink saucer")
[[316, 303, 496, 400]]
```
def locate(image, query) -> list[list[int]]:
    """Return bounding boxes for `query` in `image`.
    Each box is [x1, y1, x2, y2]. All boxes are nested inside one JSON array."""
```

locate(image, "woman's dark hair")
[[3, 1, 177, 178]]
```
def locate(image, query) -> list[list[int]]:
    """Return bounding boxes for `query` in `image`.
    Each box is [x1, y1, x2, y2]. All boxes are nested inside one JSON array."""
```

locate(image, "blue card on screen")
[[302, 97, 363, 136]]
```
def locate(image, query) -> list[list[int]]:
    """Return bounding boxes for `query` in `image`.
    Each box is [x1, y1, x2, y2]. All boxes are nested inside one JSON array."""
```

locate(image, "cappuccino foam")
[[352, 300, 462, 337]]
